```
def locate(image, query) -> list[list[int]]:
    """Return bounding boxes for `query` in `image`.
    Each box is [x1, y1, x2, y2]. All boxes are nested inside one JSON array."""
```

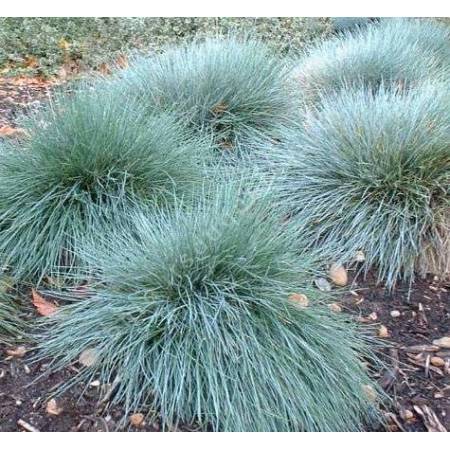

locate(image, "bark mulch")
[[342, 274, 449, 432]]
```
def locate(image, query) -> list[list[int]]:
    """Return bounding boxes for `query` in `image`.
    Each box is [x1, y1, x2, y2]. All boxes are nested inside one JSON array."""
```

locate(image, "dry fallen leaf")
[[130, 413, 145, 427], [0, 126, 28, 138], [58, 38, 70, 51], [46, 399, 63, 416], [24, 55, 39, 68], [116, 54, 129, 68], [32, 289, 58, 316], [329, 263, 348, 286], [98, 63, 112, 75], [6, 346, 27, 358], [288, 293, 309, 308], [368, 311, 378, 321], [378, 325, 389, 338], [78, 348, 99, 367]]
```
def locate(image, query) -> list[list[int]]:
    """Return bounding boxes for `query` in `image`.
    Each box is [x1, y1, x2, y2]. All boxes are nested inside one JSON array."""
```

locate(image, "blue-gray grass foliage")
[[111, 37, 296, 154], [0, 88, 212, 283], [254, 83, 450, 288], [35, 185, 381, 431], [294, 18, 450, 104]]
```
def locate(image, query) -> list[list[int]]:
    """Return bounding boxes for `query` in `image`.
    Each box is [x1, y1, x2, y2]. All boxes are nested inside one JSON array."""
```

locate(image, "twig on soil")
[[413, 405, 447, 432], [17, 419, 40, 432]]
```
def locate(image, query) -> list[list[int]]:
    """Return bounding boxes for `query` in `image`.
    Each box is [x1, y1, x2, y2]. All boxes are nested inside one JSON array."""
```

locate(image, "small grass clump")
[[113, 37, 295, 153], [36, 186, 381, 431], [0, 88, 211, 283], [294, 18, 450, 104], [259, 83, 450, 288]]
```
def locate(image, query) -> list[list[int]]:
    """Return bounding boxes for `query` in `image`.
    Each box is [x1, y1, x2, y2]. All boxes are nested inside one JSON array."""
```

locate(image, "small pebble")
[[130, 413, 145, 427], [390, 310, 401, 318], [378, 325, 389, 338], [400, 409, 414, 420], [354, 251, 365, 262], [329, 263, 348, 286], [288, 293, 309, 308], [430, 356, 445, 367]]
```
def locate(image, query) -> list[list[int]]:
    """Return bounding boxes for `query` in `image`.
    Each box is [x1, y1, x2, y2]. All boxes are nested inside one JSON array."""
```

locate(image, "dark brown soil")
[[0, 354, 164, 432], [342, 273, 450, 432]]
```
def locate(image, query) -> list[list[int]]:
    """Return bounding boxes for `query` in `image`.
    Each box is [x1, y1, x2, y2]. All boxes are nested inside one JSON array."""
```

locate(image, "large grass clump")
[[113, 37, 295, 153], [0, 89, 211, 283], [294, 18, 450, 104], [35, 186, 381, 431], [259, 83, 450, 288]]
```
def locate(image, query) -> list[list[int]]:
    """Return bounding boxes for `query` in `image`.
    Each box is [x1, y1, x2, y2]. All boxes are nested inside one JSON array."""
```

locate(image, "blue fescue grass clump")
[[257, 83, 450, 288], [0, 88, 212, 283], [112, 36, 295, 154], [35, 185, 382, 431], [294, 18, 450, 104], [331, 17, 378, 33]]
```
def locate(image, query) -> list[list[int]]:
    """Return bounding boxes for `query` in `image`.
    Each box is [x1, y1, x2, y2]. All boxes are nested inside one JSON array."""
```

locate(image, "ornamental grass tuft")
[[35, 185, 382, 431], [294, 18, 450, 104], [113, 37, 295, 154], [257, 83, 450, 288], [0, 88, 211, 283]]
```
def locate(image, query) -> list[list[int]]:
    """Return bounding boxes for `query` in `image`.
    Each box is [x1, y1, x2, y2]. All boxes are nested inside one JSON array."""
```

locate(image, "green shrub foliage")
[[258, 83, 450, 288], [0, 89, 211, 283], [114, 37, 295, 153], [295, 18, 450, 104], [36, 186, 381, 431], [0, 18, 331, 77]]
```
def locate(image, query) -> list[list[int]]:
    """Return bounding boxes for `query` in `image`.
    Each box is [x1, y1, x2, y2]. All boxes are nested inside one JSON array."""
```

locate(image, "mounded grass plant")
[[258, 83, 450, 288], [113, 36, 296, 154], [331, 17, 378, 33], [0, 88, 212, 283], [294, 18, 450, 104], [35, 185, 381, 431]]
